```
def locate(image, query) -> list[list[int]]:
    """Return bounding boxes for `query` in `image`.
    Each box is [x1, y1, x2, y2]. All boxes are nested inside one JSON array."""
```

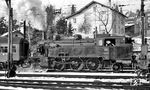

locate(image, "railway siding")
[[0, 71, 149, 89]]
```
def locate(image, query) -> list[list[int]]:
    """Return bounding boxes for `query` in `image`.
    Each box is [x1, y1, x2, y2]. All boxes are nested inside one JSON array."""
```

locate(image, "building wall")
[[134, 11, 150, 37], [13, 32, 24, 38], [67, 4, 125, 38], [1, 31, 24, 38], [111, 10, 125, 36], [145, 11, 150, 36]]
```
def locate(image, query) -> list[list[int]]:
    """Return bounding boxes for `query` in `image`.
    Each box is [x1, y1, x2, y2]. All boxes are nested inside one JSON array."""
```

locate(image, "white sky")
[[0, 0, 148, 17], [0, 0, 149, 30], [42, 0, 142, 11], [1, 0, 150, 11]]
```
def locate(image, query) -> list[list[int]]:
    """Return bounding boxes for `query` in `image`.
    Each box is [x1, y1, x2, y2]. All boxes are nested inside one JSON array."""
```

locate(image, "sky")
[[43, 0, 142, 11], [0, 0, 143, 17], [0, 0, 149, 30]]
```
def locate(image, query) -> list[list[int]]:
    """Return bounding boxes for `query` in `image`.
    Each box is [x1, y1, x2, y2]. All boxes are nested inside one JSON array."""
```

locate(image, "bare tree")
[[78, 13, 91, 34], [45, 5, 55, 40], [95, 6, 115, 34]]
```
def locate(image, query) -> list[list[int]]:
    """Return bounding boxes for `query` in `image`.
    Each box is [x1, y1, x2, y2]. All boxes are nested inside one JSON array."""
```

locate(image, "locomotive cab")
[[96, 34, 132, 46], [95, 35, 133, 71]]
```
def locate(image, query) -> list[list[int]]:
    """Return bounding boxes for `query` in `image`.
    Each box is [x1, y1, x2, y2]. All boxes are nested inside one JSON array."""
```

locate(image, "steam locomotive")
[[0, 37, 29, 69], [37, 34, 134, 72]]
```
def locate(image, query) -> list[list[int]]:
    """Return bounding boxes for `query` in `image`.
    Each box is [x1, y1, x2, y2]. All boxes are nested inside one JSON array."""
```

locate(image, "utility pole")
[[140, 0, 148, 69], [5, 0, 15, 78], [28, 21, 31, 48], [23, 20, 26, 39], [141, 0, 145, 45]]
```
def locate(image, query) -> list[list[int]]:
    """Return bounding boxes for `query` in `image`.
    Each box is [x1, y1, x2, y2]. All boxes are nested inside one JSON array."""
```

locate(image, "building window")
[[0, 46, 16, 53], [15, 34, 18, 37], [73, 18, 76, 23], [73, 28, 77, 31], [1, 46, 8, 53], [12, 46, 16, 53], [0, 47, 2, 52], [93, 5, 97, 12]]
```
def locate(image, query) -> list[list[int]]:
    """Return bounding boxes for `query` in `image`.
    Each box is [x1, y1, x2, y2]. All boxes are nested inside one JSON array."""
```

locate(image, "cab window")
[[125, 37, 133, 44], [104, 39, 115, 46]]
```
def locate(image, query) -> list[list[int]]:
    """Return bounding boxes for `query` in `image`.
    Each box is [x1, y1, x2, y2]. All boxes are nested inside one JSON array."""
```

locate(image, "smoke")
[[0, 1, 8, 19], [12, 0, 47, 31], [0, 0, 48, 31]]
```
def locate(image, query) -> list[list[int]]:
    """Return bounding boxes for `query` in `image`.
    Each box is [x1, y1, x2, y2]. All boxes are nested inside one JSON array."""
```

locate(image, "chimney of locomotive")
[[23, 20, 26, 39]]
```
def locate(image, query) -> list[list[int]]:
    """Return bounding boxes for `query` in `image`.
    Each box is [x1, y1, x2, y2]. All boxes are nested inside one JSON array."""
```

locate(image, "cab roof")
[[0, 37, 25, 44]]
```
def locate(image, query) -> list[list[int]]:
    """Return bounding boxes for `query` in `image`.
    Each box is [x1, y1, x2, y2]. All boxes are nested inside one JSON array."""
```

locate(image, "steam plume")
[[13, 0, 46, 31], [0, 0, 47, 31]]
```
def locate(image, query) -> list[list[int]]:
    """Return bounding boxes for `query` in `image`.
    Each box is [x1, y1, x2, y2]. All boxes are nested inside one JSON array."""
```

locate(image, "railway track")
[[0, 71, 149, 90], [0, 77, 149, 90]]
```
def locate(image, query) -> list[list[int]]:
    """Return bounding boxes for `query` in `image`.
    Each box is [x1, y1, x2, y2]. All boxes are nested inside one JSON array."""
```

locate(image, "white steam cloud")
[[0, 0, 48, 31], [0, 1, 8, 19], [13, 0, 47, 31]]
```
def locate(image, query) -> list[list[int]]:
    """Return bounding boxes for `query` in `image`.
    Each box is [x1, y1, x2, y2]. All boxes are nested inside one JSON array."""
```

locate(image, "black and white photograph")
[[0, 0, 150, 90]]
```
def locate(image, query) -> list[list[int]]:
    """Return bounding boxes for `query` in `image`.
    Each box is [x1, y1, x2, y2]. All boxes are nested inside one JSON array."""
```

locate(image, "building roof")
[[0, 30, 24, 37], [0, 37, 24, 44], [66, 1, 126, 19]]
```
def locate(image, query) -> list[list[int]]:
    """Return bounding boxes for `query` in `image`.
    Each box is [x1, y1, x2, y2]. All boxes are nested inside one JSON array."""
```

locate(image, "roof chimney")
[[71, 4, 76, 14], [108, 0, 111, 7]]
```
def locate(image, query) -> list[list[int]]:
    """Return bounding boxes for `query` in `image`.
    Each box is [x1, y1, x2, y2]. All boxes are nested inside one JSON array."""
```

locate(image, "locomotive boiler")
[[37, 34, 133, 72]]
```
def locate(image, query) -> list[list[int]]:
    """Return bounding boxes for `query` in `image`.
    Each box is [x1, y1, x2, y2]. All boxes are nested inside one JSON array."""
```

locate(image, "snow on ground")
[[85, 88, 124, 90], [0, 72, 148, 83], [0, 86, 125, 90], [0, 71, 146, 83], [0, 86, 43, 90], [0, 76, 133, 83], [17, 71, 138, 77], [0, 71, 138, 78], [0, 71, 138, 77]]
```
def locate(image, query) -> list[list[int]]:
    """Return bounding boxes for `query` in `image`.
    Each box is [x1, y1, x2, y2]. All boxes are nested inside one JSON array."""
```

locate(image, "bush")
[[54, 35, 61, 40], [74, 34, 82, 40]]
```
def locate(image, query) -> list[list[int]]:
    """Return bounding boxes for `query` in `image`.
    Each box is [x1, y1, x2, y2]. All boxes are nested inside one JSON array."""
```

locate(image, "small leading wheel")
[[54, 58, 65, 71], [112, 63, 121, 72], [70, 58, 84, 71], [86, 58, 100, 71]]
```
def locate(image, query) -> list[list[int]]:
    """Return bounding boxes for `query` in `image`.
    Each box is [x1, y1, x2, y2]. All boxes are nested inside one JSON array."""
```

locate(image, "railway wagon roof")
[[0, 37, 24, 44]]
